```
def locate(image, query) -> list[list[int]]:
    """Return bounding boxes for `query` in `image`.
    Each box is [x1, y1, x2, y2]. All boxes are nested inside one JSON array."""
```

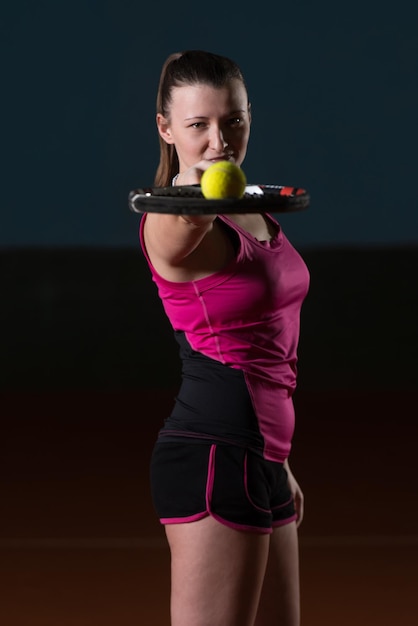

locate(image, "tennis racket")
[[128, 184, 310, 215]]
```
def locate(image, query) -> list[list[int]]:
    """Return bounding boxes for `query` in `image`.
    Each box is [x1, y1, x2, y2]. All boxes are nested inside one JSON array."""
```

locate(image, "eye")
[[189, 121, 207, 129], [228, 117, 244, 127]]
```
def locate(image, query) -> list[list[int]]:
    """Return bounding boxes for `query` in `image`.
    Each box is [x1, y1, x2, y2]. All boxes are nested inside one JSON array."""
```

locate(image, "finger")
[[175, 161, 210, 186], [177, 159, 229, 186], [296, 495, 304, 527]]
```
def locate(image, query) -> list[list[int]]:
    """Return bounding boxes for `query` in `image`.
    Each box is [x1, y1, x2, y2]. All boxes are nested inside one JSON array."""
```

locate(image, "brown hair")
[[154, 50, 247, 186]]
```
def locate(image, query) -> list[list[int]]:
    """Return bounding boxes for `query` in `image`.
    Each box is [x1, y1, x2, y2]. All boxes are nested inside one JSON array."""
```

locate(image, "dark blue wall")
[[3, 0, 418, 248]]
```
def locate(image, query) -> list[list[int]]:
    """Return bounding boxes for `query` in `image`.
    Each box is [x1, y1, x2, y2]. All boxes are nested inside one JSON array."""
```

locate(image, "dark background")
[[1, 2, 417, 623], [2, 0, 418, 248]]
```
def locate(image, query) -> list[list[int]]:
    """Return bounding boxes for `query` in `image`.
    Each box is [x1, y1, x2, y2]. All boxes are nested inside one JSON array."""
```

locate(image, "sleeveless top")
[[139, 214, 310, 462]]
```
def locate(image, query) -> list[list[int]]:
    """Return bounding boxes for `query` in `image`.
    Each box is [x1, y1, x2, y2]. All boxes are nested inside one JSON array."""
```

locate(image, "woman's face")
[[157, 79, 251, 172]]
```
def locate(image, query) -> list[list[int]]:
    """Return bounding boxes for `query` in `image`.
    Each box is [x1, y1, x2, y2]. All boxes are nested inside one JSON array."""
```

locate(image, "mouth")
[[209, 154, 234, 163]]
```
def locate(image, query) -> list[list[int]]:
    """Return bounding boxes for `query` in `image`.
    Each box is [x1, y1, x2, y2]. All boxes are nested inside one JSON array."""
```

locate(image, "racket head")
[[128, 184, 310, 215]]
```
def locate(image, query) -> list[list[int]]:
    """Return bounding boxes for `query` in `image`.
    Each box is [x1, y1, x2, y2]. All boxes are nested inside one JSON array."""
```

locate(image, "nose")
[[209, 126, 228, 152]]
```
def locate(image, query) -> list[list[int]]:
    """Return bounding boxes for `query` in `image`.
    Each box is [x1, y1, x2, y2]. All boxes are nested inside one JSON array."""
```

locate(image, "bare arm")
[[143, 160, 217, 267], [144, 212, 216, 267]]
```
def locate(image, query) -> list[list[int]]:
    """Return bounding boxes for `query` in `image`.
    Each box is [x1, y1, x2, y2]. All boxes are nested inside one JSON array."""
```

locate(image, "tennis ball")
[[201, 161, 247, 199]]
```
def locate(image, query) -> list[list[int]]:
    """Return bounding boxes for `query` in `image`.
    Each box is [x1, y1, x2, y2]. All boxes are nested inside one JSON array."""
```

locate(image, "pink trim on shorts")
[[272, 495, 294, 511], [243, 452, 271, 513], [205, 444, 217, 510], [206, 444, 272, 535], [160, 511, 208, 524], [210, 511, 272, 534], [159, 444, 288, 534], [158, 447, 217, 525], [272, 513, 298, 528], [271, 484, 296, 527]]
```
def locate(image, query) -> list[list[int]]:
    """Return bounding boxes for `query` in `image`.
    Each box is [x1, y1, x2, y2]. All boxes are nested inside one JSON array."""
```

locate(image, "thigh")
[[166, 516, 270, 626], [255, 521, 300, 626]]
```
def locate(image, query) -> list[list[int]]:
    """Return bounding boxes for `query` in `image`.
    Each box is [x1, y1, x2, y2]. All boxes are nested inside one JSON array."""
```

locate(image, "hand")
[[174, 160, 218, 186], [284, 460, 304, 527]]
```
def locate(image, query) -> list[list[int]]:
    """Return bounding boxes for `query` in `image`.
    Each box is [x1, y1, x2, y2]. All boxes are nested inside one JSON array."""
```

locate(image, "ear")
[[248, 102, 252, 125], [156, 113, 175, 144]]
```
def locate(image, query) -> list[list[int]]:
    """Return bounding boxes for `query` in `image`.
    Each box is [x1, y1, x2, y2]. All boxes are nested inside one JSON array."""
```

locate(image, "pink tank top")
[[140, 214, 310, 461]]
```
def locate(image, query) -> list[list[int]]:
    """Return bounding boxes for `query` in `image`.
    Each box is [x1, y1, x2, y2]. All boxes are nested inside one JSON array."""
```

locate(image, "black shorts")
[[150, 440, 296, 534]]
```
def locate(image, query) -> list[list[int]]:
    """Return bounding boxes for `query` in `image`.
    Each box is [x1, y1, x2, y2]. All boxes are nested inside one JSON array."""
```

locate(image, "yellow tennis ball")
[[201, 161, 247, 199]]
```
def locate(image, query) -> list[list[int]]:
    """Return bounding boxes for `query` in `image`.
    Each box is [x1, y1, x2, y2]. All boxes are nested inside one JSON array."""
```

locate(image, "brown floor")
[[1, 389, 417, 625]]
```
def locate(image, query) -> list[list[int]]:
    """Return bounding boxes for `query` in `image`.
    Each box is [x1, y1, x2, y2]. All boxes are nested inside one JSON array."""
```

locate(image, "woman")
[[139, 50, 309, 626]]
